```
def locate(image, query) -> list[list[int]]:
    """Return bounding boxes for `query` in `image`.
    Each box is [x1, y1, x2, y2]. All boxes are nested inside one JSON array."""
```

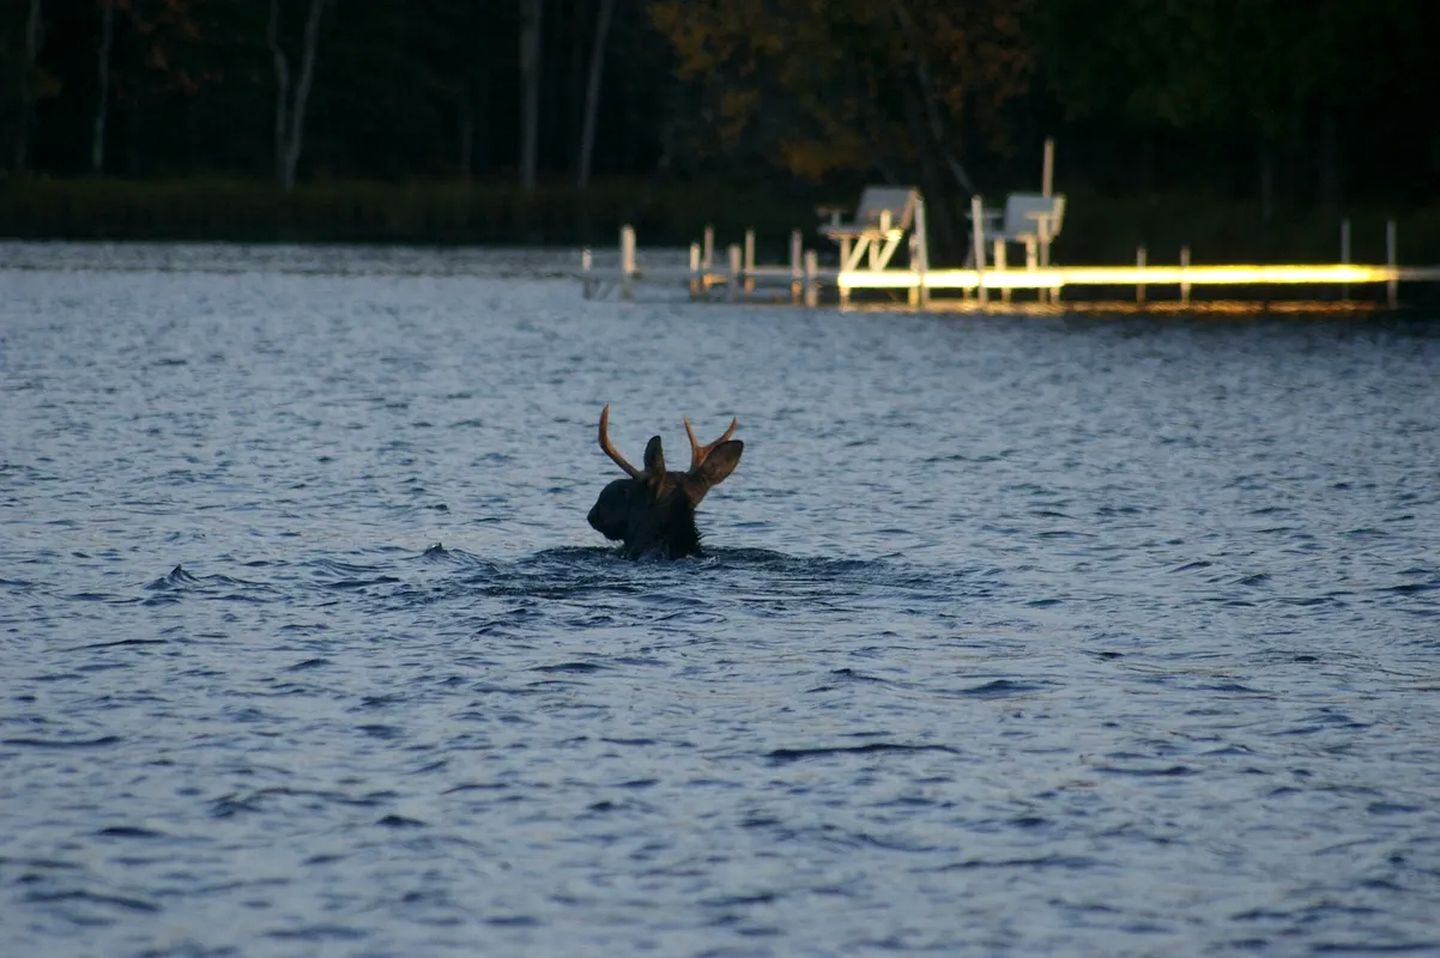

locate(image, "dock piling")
[[581, 247, 594, 299], [803, 251, 818, 308], [727, 244, 742, 302], [688, 242, 701, 299], [970, 195, 988, 304], [702, 225, 715, 271], [1179, 245, 1191, 306], [789, 229, 803, 304], [620, 225, 636, 301], [1340, 219, 1351, 301], [1136, 246, 1146, 305], [1386, 219, 1398, 307]]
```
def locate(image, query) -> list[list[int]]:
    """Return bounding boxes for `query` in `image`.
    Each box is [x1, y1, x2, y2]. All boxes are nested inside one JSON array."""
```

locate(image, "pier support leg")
[[1136, 246, 1146, 306], [688, 242, 701, 300], [620, 225, 636, 301], [581, 247, 594, 299], [970, 194, 988, 306], [803, 250, 818, 308], [1340, 219, 1351, 302], [1386, 219, 1398, 308], [743, 230, 756, 292], [1179, 245, 1191, 307], [728, 244, 742, 302], [789, 229, 803, 304]]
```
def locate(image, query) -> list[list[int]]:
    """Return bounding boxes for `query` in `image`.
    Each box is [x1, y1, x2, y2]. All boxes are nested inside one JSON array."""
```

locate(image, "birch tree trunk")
[[14, 0, 44, 172], [575, 0, 613, 190], [518, 0, 542, 192], [268, 0, 290, 186], [269, 0, 327, 191], [91, 0, 116, 174]]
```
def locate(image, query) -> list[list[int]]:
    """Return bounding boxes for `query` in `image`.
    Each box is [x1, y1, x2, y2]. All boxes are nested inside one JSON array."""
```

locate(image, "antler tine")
[[684, 415, 739, 470], [599, 404, 643, 478]]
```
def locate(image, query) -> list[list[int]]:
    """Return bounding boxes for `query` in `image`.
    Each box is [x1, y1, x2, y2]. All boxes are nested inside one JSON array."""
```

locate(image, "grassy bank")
[[2, 175, 1438, 267]]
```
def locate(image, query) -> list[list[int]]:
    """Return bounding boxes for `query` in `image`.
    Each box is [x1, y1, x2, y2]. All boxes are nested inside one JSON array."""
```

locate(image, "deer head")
[[587, 404, 744, 558]]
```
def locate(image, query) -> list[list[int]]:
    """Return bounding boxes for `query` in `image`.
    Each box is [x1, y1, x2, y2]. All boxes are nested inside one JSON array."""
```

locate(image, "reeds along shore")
[[2, 176, 1438, 266]]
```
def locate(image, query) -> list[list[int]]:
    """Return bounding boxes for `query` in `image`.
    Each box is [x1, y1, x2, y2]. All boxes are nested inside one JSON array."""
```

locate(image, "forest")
[[2, 0, 1437, 261]]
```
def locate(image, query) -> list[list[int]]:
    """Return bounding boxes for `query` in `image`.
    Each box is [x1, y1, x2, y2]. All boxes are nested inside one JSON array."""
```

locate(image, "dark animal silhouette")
[[587, 405, 743, 558]]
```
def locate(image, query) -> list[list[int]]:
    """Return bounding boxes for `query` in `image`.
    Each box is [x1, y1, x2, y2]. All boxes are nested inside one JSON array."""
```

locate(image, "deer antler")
[[684, 415, 739, 471], [598, 404, 643, 478]]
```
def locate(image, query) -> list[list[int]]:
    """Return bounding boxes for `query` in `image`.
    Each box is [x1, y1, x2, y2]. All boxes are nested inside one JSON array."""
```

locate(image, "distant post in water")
[[688, 242, 701, 299], [803, 250, 818, 308], [727, 243, 742, 302], [1136, 246, 1147, 305], [620, 225, 636, 300], [1179, 245, 1191, 306], [789, 229, 803, 304], [743, 229, 756, 292], [581, 247, 594, 299], [702, 225, 715, 271]]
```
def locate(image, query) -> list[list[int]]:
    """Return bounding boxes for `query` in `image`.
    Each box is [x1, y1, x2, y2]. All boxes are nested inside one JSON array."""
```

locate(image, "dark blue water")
[[3, 241, 1439, 956]]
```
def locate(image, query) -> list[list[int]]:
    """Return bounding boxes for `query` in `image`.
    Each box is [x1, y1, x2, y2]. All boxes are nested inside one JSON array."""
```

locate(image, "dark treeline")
[[1, 0, 1436, 258]]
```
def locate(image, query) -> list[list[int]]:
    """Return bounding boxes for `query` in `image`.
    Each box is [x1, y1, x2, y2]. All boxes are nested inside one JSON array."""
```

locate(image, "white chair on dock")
[[819, 186, 920, 271], [975, 192, 1066, 270]]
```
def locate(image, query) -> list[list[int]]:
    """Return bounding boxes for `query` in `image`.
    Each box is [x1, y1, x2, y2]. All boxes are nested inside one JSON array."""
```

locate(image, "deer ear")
[[694, 440, 742, 487], [643, 435, 666, 475]]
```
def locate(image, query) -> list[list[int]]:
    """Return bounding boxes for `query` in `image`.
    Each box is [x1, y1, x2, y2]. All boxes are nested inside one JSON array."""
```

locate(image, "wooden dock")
[[579, 220, 1440, 312]]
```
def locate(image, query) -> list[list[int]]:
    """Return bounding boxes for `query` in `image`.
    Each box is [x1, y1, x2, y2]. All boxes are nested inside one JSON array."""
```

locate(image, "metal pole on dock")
[[727, 244, 742, 302], [803, 250, 818, 308], [1179, 245, 1191, 306], [1136, 246, 1146, 305], [1042, 137, 1055, 198], [970, 195, 988, 304], [913, 197, 930, 309], [1340, 219, 1351, 301], [1386, 219, 1398, 308], [743, 230, 756, 292], [789, 229, 803, 304], [620, 225, 636, 301]]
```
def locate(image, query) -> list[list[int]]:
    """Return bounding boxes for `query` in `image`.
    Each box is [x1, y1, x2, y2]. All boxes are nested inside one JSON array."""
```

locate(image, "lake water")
[[2, 241, 1438, 956]]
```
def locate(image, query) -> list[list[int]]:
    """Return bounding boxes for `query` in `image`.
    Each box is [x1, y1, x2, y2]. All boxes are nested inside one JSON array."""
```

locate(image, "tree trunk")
[[269, 0, 326, 191], [91, 0, 116, 174], [519, 0, 542, 191], [280, 0, 326, 191], [14, 0, 43, 172], [268, 0, 290, 185], [575, 0, 613, 190]]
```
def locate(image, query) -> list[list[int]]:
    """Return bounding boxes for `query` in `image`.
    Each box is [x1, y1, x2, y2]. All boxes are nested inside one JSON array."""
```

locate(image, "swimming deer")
[[587, 404, 744, 558]]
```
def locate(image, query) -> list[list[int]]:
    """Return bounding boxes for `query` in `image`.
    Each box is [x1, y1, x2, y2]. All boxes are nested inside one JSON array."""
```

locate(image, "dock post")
[[1179, 245, 1191, 306], [688, 242, 701, 299], [744, 229, 756, 291], [581, 247, 594, 299], [1042, 137, 1055, 198], [1386, 219, 1398, 307], [970, 194, 988, 305], [702, 225, 715, 271], [620, 225, 636, 301], [789, 229, 803, 304], [1136, 246, 1146, 305], [1340, 218, 1351, 301], [728, 244, 742, 302], [803, 250, 818, 308], [913, 196, 930, 309]]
